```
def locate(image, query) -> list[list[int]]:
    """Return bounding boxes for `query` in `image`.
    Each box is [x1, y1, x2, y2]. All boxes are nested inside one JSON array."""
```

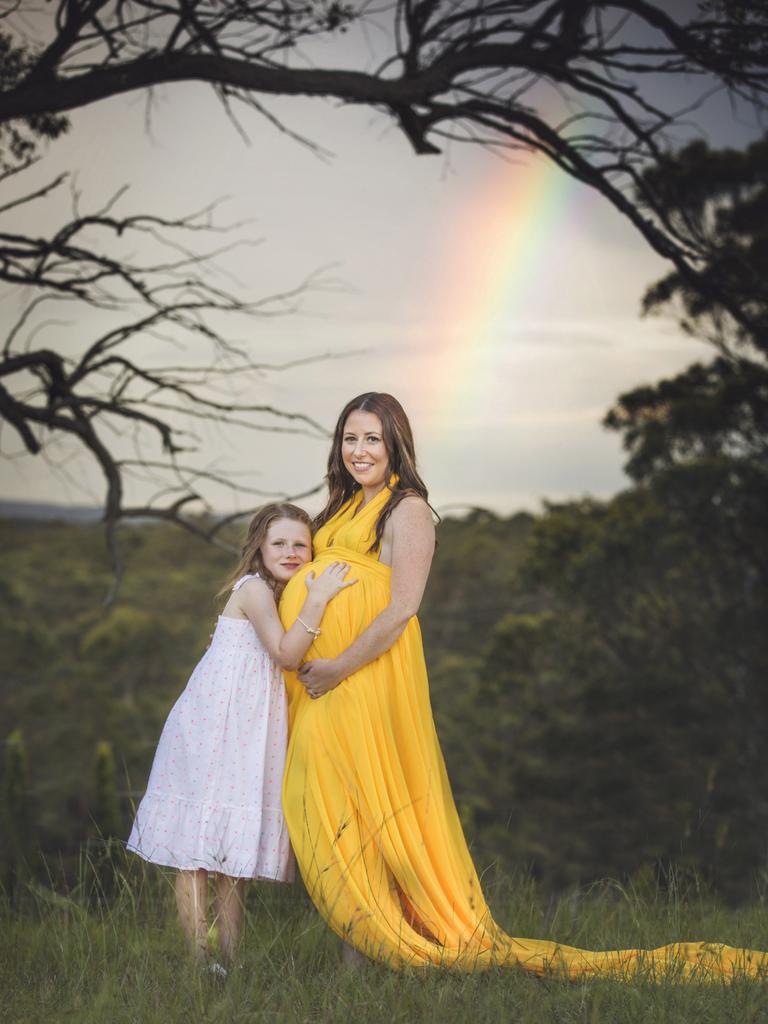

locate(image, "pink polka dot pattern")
[[127, 575, 295, 882]]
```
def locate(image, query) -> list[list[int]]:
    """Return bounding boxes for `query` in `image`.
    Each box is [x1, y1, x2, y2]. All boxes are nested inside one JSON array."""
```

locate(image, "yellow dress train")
[[280, 485, 767, 980]]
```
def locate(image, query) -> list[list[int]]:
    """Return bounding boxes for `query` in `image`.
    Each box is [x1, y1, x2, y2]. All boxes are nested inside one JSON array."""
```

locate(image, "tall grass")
[[3, 856, 768, 1023]]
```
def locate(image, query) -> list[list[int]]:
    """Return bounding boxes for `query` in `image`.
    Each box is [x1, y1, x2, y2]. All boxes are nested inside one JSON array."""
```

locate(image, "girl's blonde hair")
[[217, 502, 312, 599]]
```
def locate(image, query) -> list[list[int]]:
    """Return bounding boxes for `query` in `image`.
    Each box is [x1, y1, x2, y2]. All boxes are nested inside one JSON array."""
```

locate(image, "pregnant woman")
[[279, 392, 767, 979]]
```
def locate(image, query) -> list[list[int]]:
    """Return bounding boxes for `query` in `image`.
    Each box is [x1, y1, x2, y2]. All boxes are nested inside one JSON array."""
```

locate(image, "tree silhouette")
[[1, 2, 767, 591], [0, 173, 333, 597], [2, 1, 767, 328], [605, 135, 768, 482]]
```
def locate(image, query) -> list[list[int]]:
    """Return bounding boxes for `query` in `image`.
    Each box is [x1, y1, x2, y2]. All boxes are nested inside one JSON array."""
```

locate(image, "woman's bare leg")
[[175, 869, 210, 961], [212, 874, 246, 964]]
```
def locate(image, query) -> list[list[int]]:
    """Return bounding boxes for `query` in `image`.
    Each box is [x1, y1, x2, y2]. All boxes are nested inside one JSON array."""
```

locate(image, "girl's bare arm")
[[238, 565, 353, 671]]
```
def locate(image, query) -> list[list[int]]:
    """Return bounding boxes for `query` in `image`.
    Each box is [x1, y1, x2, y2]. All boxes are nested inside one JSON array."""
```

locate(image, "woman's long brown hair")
[[216, 502, 312, 599], [314, 392, 438, 552]]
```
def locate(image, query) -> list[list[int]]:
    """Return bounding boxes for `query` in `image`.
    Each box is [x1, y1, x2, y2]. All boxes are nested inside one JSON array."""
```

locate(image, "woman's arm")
[[298, 497, 435, 695], [238, 564, 353, 671]]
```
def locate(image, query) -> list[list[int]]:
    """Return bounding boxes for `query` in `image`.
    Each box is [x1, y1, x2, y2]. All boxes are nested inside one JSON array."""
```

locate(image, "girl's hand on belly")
[[298, 658, 342, 699]]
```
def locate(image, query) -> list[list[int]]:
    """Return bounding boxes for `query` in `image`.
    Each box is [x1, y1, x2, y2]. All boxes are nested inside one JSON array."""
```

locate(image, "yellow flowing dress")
[[280, 484, 768, 980]]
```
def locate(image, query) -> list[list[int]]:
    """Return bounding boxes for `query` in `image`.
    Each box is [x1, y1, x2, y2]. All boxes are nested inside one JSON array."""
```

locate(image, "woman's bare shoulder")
[[387, 495, 435, 532]]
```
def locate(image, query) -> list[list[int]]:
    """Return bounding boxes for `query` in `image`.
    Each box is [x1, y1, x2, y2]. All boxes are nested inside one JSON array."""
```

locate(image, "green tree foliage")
[[81, 607, 173, 707], [421, 510, 535, 659], [438, 610, 568, 870], [524, 489, 766, 893], [0, 518, 231, 877], [427, 484, 767, 898], [0, 576, 53, 686], [92, 740, 122, 844], [638, 136, 768, 347], [1, 728, 31, 906], [606, 135, 768, 484], [89, 739, 125, 897], [604, 358, 768, 483]]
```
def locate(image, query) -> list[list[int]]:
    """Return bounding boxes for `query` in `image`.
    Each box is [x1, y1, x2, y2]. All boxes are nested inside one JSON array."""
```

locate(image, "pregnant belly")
[[280, 550, 405, 740], [279, 550, 390, 661]]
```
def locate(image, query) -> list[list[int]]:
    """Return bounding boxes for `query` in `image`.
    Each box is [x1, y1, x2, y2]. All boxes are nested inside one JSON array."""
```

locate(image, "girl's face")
[[341, 410, 389, 492], [260, 518, 312, 582]]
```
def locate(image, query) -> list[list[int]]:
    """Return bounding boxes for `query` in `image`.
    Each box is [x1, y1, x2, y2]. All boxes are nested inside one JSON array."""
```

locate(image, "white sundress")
[[127, 574, 294, 881]]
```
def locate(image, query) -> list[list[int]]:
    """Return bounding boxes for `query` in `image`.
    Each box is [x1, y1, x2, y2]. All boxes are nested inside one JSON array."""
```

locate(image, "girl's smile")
[[260, 518, 312, 582]]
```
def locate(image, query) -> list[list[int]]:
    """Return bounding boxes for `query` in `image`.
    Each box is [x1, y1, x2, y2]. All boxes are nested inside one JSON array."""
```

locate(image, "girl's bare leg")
[[212, 874, 246, 964], [175, 869, 210, 961]]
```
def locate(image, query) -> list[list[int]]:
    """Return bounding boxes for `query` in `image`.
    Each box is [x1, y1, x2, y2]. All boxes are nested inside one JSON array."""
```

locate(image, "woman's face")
[[341, 410, 389, 491], [260, 518, 312, 582]]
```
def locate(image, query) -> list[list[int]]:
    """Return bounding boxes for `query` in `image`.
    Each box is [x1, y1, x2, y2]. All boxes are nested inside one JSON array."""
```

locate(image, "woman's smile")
[[342, 410, 389, 497]]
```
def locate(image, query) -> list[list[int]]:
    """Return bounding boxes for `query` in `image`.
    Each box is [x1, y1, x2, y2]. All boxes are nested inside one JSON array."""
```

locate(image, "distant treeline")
[[1, 467, 766, 899]]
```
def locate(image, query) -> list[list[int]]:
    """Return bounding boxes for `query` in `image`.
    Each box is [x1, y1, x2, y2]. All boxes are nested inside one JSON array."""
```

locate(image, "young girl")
[[127, 502, 354, 970]]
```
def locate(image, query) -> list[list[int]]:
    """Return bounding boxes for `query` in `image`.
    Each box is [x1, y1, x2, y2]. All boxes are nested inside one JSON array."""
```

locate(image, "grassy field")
[[4, 861, 768, 1023]]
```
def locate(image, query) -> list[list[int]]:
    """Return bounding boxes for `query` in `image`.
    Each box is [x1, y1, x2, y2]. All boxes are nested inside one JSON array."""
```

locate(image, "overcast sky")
[[1, 17, 762, 517]]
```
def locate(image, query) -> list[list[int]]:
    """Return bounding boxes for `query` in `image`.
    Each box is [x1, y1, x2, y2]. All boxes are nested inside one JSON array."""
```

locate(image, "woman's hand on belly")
[[298, 658, 342, 699]]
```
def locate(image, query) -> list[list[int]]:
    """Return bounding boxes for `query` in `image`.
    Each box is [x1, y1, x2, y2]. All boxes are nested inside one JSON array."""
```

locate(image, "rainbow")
[[423, 153, 577, 423]]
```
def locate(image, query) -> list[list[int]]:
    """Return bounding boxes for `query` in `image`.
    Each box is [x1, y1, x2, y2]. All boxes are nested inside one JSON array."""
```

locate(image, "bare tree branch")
[[3, 1, 762, 335], [0, 176, 336, 600]]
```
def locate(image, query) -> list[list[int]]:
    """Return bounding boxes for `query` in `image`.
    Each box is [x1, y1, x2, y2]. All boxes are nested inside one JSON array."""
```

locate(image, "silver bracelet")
[[296, 616, 321, 637]]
